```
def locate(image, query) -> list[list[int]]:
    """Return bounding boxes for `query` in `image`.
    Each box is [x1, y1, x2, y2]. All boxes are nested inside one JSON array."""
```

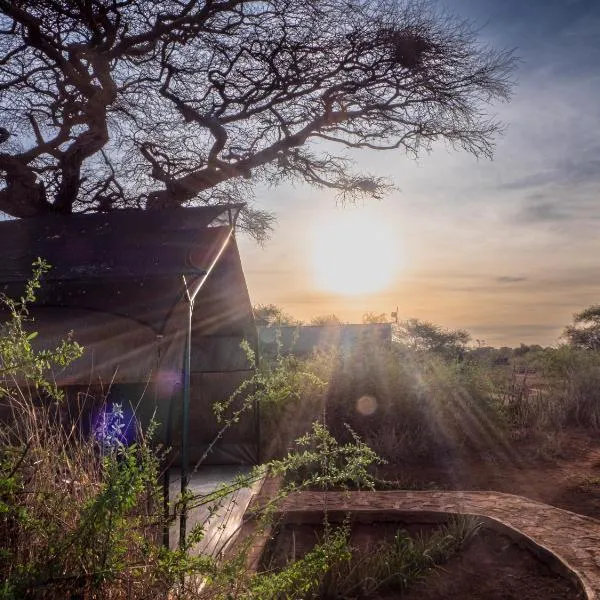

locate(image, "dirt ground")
[[338, 427, 600, 598], [258, 428, 600, 599], [368, 428, 600, 599], [398, 527, 584, 600], [377, 427, 600, 519]]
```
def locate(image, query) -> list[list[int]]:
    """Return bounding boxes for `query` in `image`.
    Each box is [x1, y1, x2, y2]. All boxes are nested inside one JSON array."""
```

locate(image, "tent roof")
[[0, 205, 242, 282], [0, 205, 247, 333]]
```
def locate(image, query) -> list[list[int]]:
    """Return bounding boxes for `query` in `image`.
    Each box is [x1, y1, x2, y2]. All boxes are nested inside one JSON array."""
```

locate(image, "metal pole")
[[179, 300, 192, 549], [177, 229, 232, 550]]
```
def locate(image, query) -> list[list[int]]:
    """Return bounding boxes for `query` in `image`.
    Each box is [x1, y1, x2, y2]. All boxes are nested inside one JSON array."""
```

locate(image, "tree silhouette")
[[0, 0, 515, 239], [253, 303, 300, 327], [396, 318, 470, 358]]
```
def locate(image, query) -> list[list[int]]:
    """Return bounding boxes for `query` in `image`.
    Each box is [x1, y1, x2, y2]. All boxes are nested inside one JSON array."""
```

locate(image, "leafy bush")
[[253, 322, 513, 465], [321, 339, 505, 462], [0, 263, 176, 599], [0, 265, 382, 599]]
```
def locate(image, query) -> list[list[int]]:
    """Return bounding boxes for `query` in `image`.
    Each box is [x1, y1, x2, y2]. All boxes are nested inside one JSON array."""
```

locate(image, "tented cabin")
[[0, 205, 259, 468], [258, 323, 392, 357]]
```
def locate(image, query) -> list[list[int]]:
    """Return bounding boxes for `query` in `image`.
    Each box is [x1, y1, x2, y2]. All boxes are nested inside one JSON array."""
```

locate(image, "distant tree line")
[[253, 302, 600, 362]]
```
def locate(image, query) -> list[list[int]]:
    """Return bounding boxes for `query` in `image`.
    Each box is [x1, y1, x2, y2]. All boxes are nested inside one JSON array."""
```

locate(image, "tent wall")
[[181, 237, 258, 466], [0, 211, 259, 468], [168, 372, 257, 466], [25, 307, 161, 385], [190, 336, 252, 372]]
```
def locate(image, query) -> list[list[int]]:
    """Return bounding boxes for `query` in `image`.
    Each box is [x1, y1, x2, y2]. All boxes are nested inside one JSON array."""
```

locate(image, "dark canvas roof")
[[0, 205, 245, 333], [0, 205, 240, 281]]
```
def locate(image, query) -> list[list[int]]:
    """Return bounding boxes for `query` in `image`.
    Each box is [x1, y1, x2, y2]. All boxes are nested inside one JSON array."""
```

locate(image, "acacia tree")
[[310, 314, 344, 326], [396, 318, 471, 358], [563, 305, 600, 351], [253, 303, 300, 326], [0, 0, 514, 240]]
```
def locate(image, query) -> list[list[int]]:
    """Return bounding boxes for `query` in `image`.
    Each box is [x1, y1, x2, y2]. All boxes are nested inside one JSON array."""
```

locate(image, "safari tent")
[[0, 205, 259, 468], [258, 323, 392, 357]]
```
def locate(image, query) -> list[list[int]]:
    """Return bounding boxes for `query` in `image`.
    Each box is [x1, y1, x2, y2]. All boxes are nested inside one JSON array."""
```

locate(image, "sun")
[[311, 211, 400, 296]]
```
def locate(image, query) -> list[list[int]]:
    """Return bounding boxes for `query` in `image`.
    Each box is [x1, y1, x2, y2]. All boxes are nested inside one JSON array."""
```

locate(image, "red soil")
[[378, 428, 600, 520]]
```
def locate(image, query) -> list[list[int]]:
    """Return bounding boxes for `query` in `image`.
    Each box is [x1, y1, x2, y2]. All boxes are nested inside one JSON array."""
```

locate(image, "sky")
[[238, 0, 600, 347]]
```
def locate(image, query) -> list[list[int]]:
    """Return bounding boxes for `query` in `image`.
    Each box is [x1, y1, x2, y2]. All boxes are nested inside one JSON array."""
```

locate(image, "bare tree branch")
[[0, 0, 516, 240]]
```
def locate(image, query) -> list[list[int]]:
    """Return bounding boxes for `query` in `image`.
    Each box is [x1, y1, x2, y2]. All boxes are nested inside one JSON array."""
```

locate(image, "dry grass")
[[262, 516, 482, 600], [0, 383, 175, 599]]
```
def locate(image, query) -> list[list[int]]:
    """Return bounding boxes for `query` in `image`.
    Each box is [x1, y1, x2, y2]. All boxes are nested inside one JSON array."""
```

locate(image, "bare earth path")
[[275, 490, 600, 599]]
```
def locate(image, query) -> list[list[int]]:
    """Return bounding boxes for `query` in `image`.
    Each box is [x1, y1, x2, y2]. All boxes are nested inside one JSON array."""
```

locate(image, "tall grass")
[[262, 516, 481, 600], [0, 392, 174, 599], [496, 346, 600, 434], [1, 266, 383, 599], [0, 262, 180, 598], [320, 516, 481, 599]]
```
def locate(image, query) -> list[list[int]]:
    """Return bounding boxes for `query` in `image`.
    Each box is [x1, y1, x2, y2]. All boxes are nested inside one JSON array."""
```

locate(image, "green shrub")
[[321, 339, 506, 462], [263, 516, 481, 600], [320, 516, 480, 599], [1, 266, 383, 599], [0, 263, 176, 598]]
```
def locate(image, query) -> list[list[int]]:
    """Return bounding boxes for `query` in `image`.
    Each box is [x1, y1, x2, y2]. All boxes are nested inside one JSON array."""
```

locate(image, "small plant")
[[574, 475, 600, 492], [212, 338, 331, 461], [249, 527, 351, 600], [0, 258, 83, 398]]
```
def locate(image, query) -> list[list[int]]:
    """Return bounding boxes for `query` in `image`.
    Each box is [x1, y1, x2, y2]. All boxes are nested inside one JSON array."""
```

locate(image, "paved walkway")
[[168, 466, 262, 556], [274, 490, 600, 599]]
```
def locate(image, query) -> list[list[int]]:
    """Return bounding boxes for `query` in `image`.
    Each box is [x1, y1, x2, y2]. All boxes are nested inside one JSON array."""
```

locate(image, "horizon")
[[252, 308, 566, 350]]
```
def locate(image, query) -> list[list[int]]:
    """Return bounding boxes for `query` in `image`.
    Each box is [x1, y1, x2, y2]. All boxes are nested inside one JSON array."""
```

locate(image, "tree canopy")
[[563, 305, 600, 350], [310, 314, 345, 326], [0, 0, 515, 239], [362, 312, 391, 324], [395, 318, 470, 358], [253, 303, 300, 327]]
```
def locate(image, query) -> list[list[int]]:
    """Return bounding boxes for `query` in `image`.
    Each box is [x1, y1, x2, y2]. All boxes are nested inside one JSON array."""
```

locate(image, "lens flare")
[[356, 395, 378, 416]]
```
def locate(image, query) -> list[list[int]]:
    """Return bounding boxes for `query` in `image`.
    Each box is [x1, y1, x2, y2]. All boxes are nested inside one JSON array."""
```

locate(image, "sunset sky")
[[238, 0, 600, 347]]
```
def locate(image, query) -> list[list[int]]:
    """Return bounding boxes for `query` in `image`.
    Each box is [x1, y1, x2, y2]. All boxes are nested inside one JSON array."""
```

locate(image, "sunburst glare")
[[311, 211, 401, 296]]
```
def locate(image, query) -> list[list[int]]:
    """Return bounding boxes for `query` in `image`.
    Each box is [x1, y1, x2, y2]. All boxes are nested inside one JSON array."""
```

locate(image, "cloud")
[[499, 155, 600, 193], [496, 276, 527, 283], [514, 192, 600, 226], [516, 199, 571, 223]]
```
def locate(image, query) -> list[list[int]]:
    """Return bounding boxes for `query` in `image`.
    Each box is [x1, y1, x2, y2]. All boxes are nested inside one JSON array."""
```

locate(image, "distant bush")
[[322, 340, 506, 462], [505, 345, 600, 431], [257, 326, 600, 466], [255, 334, 508, 465]]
